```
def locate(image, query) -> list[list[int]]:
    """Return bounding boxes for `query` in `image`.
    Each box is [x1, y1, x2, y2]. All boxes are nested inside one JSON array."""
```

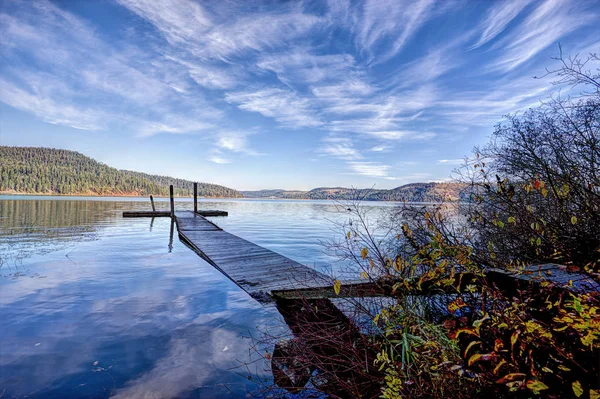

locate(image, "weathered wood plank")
[[174, 211, 330, 301]]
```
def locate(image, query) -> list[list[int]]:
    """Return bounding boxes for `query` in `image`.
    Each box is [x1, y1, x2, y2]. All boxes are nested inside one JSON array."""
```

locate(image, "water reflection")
[[0, 197, 397, 398], [0, 199, 283, 398]]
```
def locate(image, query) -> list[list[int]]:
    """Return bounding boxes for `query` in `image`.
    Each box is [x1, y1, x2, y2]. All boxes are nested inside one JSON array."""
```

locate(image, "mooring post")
[[150, 195, 156, 211], [169, 185, 174, 218], [193, 182, 198, 213]]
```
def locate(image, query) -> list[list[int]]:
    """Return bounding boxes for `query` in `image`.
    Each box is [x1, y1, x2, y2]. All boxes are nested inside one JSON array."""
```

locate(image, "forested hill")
[[242, 183, 465, 202], [0, 146, 242, 197]]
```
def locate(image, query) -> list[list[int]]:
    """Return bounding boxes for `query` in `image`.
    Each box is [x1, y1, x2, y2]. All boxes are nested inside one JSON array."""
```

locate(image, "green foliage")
[[0, 146, 242, 198]]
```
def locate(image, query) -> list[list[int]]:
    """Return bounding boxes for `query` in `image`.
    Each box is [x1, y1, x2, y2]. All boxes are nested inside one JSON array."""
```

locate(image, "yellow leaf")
[[573, 381, 584, 398], [510, 331, 520, 349], [496, 373, 526, 384], [360, 271, 368, 279], [347, 231, 351, 239], [361, 247, 369, 259], [541, 187, 548, 197], [493, 359, 507, 375], [455, 327, 479, 339], [464, 340, 481, 357], [333, 279, 341, 296], [508, 216, 515, 224], [526, 379, 549, 392], [590, 389, 600, 399], [571, 216, 578, 225]]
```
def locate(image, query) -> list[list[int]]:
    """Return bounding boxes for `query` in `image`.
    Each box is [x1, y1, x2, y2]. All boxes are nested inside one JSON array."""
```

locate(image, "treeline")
[[0, 146, 242, 197], [242, 183, 465, 202]]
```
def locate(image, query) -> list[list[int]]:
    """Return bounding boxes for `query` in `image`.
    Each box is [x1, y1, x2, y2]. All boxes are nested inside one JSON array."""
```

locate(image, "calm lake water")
[[0, 196, 397, 398]]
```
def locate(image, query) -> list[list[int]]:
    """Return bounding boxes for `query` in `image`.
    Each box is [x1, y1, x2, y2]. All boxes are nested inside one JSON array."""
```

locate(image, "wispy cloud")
[[354, 0, 436, 63], [209, 155, 232, 164], [489, 0, 596, 72], [319, 135, 362, 160], [438, 159, 464, 165], [470, 0, 532, 49], [0, 0, 221, 138], [348, 161, 391, 177], [225, 88, 322, 128]]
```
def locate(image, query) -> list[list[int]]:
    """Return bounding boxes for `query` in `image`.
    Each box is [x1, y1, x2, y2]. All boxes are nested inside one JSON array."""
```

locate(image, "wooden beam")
[[193, 182, 198, 213], [123, 211, 171, 218], [169, 185, 174, 218], [272, 281, 392, 300], [123, 210, 228, 218], [271, 264, 599, 300], [194, 210, 228, 217], [150, 195, 156, 211]]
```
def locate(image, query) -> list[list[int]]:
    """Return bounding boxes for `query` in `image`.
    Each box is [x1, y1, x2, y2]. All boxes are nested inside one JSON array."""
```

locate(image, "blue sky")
[[0, 0, 598, 190]]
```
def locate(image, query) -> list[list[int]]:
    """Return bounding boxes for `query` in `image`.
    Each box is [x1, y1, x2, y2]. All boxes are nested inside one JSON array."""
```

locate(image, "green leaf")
[[571, 216, 578, 225], [573, 381, 584, 398], [508, 216, 516, 224]]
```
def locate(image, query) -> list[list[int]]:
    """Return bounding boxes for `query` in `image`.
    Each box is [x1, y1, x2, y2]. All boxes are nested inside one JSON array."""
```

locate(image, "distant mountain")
[[0, 146, 242, 198], [242, 182, 465, 202]]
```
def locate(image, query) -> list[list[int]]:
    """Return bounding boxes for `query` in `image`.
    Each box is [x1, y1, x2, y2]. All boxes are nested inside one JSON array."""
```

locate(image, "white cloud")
[[489, 0, 595, 72], [0, 78, 106, 130], [319, 135, 362, 160], [354, 0, 436, 62], [370, 145, 389, 152], [225, 88, 322, 128], [470, 0, 533, 49], [257, 51, 357, 85], [348, 161, 390, 177], [438, 159, 464, 165], [210, 156, 232, 164]]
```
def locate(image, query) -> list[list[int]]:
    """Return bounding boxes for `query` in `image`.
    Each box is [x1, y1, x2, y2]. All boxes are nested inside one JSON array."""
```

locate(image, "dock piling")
[[194, 182, 198, 213], [150, 195, 156, 211], [169, 185, 174, 218]]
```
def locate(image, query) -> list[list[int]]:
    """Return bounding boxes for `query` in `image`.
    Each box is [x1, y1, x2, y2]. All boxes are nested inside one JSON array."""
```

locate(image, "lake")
[[0, 196, 398, 398]]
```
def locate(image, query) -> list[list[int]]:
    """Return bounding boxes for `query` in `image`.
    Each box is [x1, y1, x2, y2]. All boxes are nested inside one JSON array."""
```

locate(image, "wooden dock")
[[174, 211, 330, 301], [122, 185, 599, 304]]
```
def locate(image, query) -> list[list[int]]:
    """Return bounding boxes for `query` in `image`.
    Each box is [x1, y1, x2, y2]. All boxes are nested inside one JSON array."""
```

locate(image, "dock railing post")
[[170, 185, 174, 218], [194, 182, 198, 213], [150, 195, 156, 211]]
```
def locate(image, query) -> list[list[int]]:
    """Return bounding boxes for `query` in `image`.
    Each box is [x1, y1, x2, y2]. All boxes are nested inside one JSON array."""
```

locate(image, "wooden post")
[[169, 185, 174, 218], [193, 182, 198, 213], [150, 195, 156, 211]]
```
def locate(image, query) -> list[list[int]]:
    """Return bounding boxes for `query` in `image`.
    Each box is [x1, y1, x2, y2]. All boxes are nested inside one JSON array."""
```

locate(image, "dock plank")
[[174, 211, 330, 301]]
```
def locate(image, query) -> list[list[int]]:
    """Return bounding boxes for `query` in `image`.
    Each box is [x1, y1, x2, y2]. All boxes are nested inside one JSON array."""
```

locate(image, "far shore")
[[0, 192, 416, 203]]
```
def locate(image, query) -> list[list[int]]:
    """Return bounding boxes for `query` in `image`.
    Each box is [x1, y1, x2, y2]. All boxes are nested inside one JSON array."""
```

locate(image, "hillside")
[[0, 146, 242, 197], [242, 182, 465, 202]]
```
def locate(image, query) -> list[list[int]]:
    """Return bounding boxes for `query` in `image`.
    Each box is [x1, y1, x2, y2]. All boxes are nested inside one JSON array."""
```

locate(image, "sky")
[[0, 0, 598, 190]]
